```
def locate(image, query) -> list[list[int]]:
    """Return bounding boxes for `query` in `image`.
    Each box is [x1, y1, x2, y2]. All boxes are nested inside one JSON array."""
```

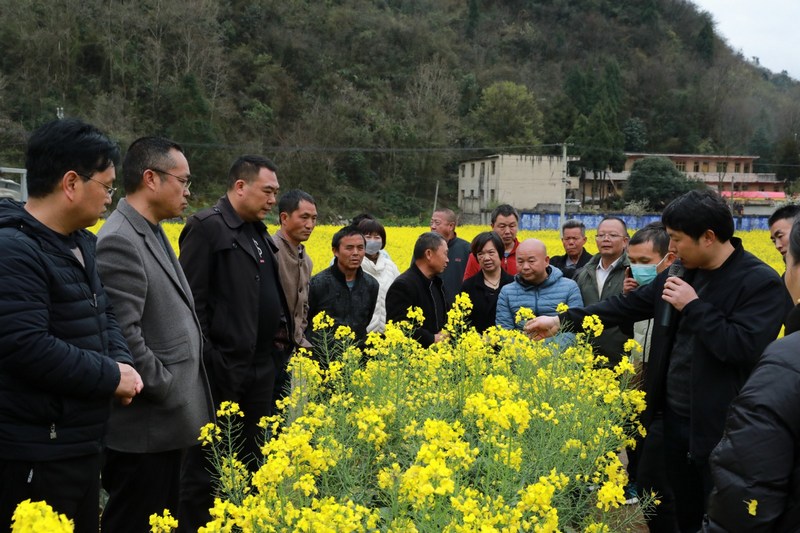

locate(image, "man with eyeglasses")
[[462, 204, 521, 280], [572, 216, 630, 365], [178, 155, 293, 531], [0, 119, 142, 532], [95, 137, 213, 532], [549, 219, 593, 279]]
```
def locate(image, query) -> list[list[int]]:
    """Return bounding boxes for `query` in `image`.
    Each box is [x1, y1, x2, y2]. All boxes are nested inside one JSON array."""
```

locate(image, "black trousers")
[[101, 448, 183, 533], [663, 408, 714, 533], [0, 453, 101, 533], [178, 351, 281, 532], [637, 416, 679, 533]]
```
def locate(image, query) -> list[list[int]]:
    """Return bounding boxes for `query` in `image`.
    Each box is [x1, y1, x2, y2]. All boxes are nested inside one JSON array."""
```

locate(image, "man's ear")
[[279, 211, 288, 224], [663, 252, 677, 270], [702, 229, 717, 246], [62, 171, 80, 201]]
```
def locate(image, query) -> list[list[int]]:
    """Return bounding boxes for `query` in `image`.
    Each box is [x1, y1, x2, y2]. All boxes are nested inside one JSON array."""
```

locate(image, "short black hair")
[[25, 118, 120, 198], [662, 189, 733, 242], [768, 204, 800, 227], [351, 213, 375, 226], [788, 217, 800, 265], [562, 219, 586, 235], [598, 215, 628, 234], [629, 222, 670, 257], [227, 155, 277, 189], [413, 231, 446, 261], [122, 136, 183, 194], [357, 218, 387, 249], [490, 204, 519, 224], [278, 189, 316, 216], [331, 224, 365, 250], [470, 231, 504, 259]]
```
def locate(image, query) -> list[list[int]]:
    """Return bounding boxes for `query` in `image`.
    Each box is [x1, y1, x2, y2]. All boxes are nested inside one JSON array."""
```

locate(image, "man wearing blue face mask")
[[623, 222, 676, 364], [622, 221, 676, 528]]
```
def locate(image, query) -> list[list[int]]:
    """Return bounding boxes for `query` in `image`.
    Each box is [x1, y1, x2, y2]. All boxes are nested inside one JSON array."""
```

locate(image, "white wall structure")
[[457, 154, 578, 223]]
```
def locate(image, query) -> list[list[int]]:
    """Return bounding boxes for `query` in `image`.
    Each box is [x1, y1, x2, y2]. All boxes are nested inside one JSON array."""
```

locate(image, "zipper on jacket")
[[49, 423, 56, 439]]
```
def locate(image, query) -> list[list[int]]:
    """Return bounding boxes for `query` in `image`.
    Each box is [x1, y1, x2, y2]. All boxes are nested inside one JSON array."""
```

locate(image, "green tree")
[[623, 117, 648, 151], [775, 137, 800, 182], [748, 127, 773, 173], [625, 157, 697, 209], [467, 81, 543, 148]]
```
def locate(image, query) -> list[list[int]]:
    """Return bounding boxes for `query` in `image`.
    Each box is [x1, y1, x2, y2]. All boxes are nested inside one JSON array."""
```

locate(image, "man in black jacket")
[[386, 232, 450, 347], [0, 119, 141, 532], [178, 155, 293, 531], [430, 208, 470, 301], [308, 225, 379, 348], [549, 219, 593, 279], [526, 190, 788, 533]]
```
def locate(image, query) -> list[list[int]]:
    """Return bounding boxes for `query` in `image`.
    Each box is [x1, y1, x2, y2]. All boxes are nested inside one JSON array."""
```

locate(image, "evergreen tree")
[[625, 157, 697, 209]]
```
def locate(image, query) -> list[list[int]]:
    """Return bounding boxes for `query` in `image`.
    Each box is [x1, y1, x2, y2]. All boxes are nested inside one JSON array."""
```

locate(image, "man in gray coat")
[[96, 137, 213, 532]]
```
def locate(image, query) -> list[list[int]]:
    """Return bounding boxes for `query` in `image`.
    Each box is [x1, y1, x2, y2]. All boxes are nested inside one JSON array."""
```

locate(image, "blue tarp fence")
[[518, 213, 771, 231]]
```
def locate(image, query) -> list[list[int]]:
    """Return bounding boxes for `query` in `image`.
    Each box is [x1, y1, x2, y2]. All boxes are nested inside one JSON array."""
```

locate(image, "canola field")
[[89, 222, 785, 276]]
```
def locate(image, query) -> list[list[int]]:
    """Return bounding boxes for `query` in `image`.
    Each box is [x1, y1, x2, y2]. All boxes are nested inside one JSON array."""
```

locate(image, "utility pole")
[[559, 142, 568, 236], [432, 179, 440, 216]]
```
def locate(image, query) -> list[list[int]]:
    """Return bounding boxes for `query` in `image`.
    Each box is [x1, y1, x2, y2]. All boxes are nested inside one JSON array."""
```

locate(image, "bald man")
[[495, 239, 583, 330]]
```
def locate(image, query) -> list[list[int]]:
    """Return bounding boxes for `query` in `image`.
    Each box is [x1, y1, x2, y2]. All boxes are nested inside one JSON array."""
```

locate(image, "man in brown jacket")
[[273, 189, 317, 350]]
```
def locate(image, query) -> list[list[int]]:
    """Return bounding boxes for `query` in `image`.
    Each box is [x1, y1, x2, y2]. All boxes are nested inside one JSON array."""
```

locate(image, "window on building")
[[461, 165, 465, 177], [734, 163, 741, 173], [490, 189, 496, 202], [461, 189, 465, 200], [470, 189, 474, 197], [701, 161, 709, 172], [744, 163, 750, 173], [716, 162, 727, 173], [759, 186, 765, 191], [734, 183, 741, 191], [480, 162, 485, 177], [676, 161, 686, 172], [491, 161, 496, 174], [693, 162, 700, 172], [471, 163, 475, 177]]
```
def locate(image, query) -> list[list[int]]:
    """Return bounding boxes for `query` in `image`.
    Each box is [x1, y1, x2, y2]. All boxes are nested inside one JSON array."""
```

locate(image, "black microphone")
[[660, 263, 686, 327]]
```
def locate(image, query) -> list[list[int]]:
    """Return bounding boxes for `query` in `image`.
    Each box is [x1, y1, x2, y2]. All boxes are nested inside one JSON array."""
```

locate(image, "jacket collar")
[[328, 259, 364, 284], [115, 198, 192, 304]]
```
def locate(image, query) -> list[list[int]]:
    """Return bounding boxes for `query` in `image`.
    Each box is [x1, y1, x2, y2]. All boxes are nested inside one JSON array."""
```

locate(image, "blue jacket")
[[496, 266, 583, 330], [0, 199, 132, 461]]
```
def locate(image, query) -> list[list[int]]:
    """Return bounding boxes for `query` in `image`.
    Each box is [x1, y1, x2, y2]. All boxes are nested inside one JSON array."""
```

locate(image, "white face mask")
[[365, 238, 382, 255]]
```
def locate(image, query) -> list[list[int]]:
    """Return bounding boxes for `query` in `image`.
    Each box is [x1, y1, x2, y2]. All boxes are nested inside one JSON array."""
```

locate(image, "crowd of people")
[[0, 118, 798, 532]]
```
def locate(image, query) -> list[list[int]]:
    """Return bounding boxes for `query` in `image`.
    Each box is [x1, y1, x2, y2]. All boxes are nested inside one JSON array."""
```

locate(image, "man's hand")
[[662, 276, 698, 312], [524, 315, 560, 341], [623, 277, 639, 295], [115, 363, 143, 406], [433, 331, 449, 344]]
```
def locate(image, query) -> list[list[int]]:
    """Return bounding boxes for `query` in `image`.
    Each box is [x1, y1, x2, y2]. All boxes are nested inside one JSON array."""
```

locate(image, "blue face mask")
[[630, 264, 658, 285], [630, 255, 669, 286]]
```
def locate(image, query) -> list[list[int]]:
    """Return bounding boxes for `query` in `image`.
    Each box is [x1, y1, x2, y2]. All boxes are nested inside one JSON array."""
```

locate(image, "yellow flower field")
[[88, 221, 786, 276]]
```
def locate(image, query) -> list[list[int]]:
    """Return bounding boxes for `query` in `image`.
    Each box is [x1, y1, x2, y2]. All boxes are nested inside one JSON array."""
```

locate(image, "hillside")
[[1, 0, 798, 218]]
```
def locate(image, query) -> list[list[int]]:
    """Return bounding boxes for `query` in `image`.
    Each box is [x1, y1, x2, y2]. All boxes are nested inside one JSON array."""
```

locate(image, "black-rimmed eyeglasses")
[[150, 168, 192, 191], [77, 173, 117, 197]]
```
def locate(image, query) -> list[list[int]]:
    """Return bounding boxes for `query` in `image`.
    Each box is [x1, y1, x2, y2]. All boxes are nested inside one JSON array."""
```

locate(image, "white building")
[[457, 154, 578, 223]]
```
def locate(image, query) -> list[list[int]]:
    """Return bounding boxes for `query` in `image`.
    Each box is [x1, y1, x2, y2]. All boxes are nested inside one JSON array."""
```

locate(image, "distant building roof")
[[720, 190, 785, 200]]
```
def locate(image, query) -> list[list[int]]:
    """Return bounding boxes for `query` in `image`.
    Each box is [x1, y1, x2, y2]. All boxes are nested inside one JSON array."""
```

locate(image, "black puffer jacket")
[[386, 264, 450, 347], [0, 200, 131, 461], [307, 262, 379, 345], [703, 308, 800, 532]]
